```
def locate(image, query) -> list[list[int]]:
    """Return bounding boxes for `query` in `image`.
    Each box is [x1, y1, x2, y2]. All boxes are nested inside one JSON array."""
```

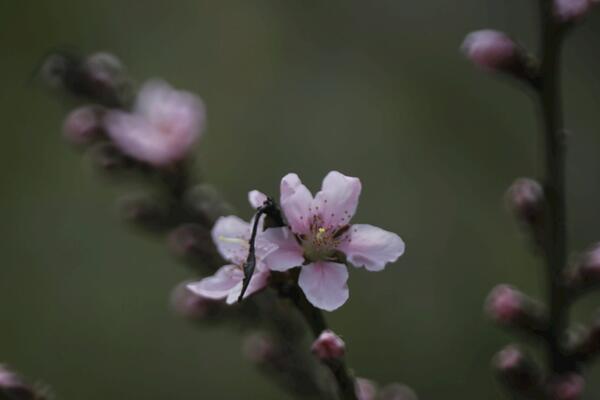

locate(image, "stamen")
[[218, 236, 249, 247]]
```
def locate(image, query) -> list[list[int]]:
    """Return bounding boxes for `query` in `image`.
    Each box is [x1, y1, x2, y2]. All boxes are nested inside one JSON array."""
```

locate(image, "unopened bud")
[[170, 281, 224, 320], [548, 373, 584, 400], [0, 366, 38, 400], [243, 332, 276, 364], [568, 244, 600, 291], [117, 194, 168, 231], [493, 345, 542, 393], [554, 0, 594, 23], [311, 330, 346, 360], [462, 30, 533, 81], [355, 378, 377, 400], [486, 285, 547, 335], [568, 317, 600, 362], [506, 178, 544, 228], [63, 105, 105, 145], [82, 52, 131, 106], [185, 184, 234, 224], [379, 383, 418, 400]]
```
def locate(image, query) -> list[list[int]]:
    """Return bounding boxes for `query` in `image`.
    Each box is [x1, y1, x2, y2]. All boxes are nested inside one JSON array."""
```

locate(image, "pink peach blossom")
[[104, 80, 205, 166], [258, 171, 405, 311]]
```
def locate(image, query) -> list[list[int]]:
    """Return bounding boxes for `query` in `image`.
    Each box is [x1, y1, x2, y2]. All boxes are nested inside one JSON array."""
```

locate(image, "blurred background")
[[2, 0, 600, 398]]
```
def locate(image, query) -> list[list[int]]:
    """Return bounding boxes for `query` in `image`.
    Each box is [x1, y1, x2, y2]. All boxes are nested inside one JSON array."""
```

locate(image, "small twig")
[[537, 0, 572, 374]]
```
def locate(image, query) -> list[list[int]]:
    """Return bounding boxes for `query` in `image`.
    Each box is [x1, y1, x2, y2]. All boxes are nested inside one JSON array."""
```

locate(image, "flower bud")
[[311, 330, 346, 360], [554, 0, 594, 23], [506, 178, 544, 228], [485, 285, 547, 336], [462, 30, 532, 80], [63, 105, 105, 145], [568, 244, 600, 291], [548, 373, 584, 400], [0, 366, 38, 400], [568, 317, 600, 362], [355, 378, 377, 400], [378, 383, 418, 400], [493, 345, 542, 394], [82, 52, 131, 106], [170, 281, 224, 320]]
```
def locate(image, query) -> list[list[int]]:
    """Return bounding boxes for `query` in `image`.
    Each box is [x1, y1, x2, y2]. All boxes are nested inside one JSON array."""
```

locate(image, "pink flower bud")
[[486, 285, 547, 335], [486, 285, 523, 324], [462, 30, 520, 72], [104, 80, 205, 167], [506, 178, 544, 227], [0, 366, 37, 400], [554, 0, 593, 22], [577, 244, 600, 283], [168, 224, 219, 268], [63, 105, 105, 145], [548, 373, 584, 400], [493, 345, 541, 393], [311, 330, 346, 360], [355, 378, 377, 400]]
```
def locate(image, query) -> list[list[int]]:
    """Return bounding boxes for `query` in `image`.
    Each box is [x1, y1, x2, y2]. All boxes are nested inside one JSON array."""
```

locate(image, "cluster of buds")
[[462, 3, 600, 398]]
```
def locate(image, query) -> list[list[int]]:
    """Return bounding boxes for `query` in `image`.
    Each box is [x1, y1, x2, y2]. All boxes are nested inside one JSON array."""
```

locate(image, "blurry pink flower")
[[104, 80, 205, 166], [554, 0, 593, 22], [187, 215, 272, 304], [461, 30, 518, 71], [312, 329, 346, 360], [258, 171, 405, 311]]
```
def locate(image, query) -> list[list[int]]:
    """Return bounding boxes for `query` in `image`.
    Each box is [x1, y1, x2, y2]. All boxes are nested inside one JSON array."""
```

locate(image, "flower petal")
[[280, 173, 313, 235], [314, 171, 361, 227], [211, 216, 250, 264], [187, 264, 243, 300], [261, 227, 305, 271], [298, 262, 349, 311], [338, 224, 405, 271], [248, 190, 268, 209], [225, 267, 270, 304]]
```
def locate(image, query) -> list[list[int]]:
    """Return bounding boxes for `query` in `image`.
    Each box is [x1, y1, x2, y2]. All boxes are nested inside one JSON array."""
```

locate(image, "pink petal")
[[280, 173, 313, 235], [338, 224, 405, 271], [261, 227, 305, 271], [314, 171, 361, 227], [186, 264, 243, 300], [225, 267, 270, 304], [298, 262, 349, 311], [248, 190, 268, 209], [211, 216, 250, 264]]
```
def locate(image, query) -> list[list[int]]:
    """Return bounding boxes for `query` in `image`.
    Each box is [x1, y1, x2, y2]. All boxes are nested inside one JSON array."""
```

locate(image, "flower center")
[[300, 216, 350, 262]]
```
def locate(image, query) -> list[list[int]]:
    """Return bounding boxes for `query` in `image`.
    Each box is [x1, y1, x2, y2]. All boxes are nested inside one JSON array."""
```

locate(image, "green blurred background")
[[2, 0, 600, 398]]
